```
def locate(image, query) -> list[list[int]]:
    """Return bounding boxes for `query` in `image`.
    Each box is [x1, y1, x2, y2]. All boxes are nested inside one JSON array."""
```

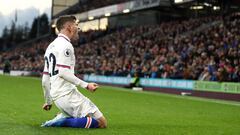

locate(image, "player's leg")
[[42, 92, 101, 128], [60, 109, 107, 128], [41, 111, 106, 128], [42, 116, 99, 128], [42, 90, 106, 128], [59, 113, 107, 128], [72, 89, 107, 128], [97, 116, 107, 128], [91, 109, 107, 128]]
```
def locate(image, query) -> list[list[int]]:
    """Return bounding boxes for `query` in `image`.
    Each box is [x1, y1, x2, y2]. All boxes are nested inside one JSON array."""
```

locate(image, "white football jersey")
[[43, 33, 77, 100]]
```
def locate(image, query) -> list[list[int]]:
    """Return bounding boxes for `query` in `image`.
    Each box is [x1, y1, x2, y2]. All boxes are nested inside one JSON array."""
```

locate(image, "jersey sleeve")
[[42, 53, 52, 105], [42, 74, 52, 105], [42, 53, 49, 75]]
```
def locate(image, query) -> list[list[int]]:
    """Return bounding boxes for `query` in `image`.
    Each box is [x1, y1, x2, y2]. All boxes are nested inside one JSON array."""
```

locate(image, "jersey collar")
[[58, 33, 71, 42]]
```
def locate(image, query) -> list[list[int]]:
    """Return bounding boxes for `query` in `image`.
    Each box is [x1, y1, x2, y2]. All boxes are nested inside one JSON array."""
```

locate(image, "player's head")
[[56, 15, 79, 42]]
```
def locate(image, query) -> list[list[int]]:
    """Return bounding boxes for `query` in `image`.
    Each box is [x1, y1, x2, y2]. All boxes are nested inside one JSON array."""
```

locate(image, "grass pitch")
[[0, 75, 240, 135]]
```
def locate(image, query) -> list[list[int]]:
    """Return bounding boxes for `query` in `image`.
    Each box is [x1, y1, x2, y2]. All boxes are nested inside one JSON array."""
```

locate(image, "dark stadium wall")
[[144, 87, 240, 102], [97, 83, 240, 102], [108, 10, 159, 28]]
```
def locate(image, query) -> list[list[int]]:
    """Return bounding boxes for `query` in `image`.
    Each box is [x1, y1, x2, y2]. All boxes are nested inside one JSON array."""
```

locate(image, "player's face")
[[70, 21, 79, 42]]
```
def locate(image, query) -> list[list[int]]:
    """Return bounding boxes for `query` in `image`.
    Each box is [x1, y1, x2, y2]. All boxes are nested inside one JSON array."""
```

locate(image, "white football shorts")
[[54, 89, 103, 119]]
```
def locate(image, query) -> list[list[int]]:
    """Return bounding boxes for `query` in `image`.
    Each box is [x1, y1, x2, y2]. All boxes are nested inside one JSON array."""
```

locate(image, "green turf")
[[0, 75, 240, 135]]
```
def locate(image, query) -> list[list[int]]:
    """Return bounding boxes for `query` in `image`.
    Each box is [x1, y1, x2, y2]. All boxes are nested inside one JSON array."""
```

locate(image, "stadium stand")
[[53, 0, 130, 18]]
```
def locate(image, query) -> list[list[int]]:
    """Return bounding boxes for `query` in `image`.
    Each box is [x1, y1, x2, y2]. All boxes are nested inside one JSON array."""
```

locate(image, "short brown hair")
[[56, 15, 76, 31]]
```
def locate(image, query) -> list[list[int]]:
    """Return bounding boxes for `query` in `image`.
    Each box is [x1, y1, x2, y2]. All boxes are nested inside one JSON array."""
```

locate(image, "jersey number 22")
[[45, 53, 59, 76]]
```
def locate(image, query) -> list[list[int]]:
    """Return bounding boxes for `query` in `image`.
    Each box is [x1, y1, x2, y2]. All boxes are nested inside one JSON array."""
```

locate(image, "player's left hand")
[[42, 103, 52, 111], [87, 83, 99, 92]]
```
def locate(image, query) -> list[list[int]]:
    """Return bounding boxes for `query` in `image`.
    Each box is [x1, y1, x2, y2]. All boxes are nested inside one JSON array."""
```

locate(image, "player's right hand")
[[87, 83, 99, 92], [42, 103, 52, 111]]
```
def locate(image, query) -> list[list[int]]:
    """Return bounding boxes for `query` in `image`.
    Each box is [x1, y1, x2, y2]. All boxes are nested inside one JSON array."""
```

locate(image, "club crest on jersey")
[[64, 49, 71, 57]]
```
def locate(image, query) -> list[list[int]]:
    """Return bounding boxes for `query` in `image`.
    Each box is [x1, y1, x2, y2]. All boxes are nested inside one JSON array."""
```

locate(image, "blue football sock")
[[43, 117, 99, 128]]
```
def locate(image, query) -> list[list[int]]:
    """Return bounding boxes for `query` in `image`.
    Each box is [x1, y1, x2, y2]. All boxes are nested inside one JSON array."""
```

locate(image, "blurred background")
[[0, 0, 240, 100]]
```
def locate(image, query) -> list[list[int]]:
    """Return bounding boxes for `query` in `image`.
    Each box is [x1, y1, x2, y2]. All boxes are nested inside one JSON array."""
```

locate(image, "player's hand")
[[87, 83, 99, 92], [42, 103, 52, 111]]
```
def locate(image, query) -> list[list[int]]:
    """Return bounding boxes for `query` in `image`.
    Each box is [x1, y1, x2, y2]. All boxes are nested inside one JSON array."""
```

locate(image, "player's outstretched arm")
[[42, 74, 53, 111], [58, 68, 99, 92], [58, 67, 88, 87]]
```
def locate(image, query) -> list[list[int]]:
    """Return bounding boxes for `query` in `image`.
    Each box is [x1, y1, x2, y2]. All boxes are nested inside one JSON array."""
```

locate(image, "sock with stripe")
[[42, 117, 99, 128]]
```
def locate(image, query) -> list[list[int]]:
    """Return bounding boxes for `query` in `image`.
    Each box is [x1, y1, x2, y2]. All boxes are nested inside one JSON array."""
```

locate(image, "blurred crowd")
[[1, 13, 240, 82], [0, 41, 48, 72]]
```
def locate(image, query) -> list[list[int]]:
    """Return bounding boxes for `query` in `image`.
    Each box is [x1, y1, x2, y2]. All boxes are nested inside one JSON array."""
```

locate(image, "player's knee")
[[99, 121, 107, 128], [98, 117, 107, 128]]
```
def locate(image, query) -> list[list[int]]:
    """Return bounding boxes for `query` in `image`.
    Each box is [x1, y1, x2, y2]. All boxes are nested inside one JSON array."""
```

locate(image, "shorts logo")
[[64, 49, 71, 57]]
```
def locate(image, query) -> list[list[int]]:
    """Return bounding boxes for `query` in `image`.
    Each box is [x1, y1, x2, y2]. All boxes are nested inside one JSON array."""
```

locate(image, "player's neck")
[[59, 31, 71, 42]]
